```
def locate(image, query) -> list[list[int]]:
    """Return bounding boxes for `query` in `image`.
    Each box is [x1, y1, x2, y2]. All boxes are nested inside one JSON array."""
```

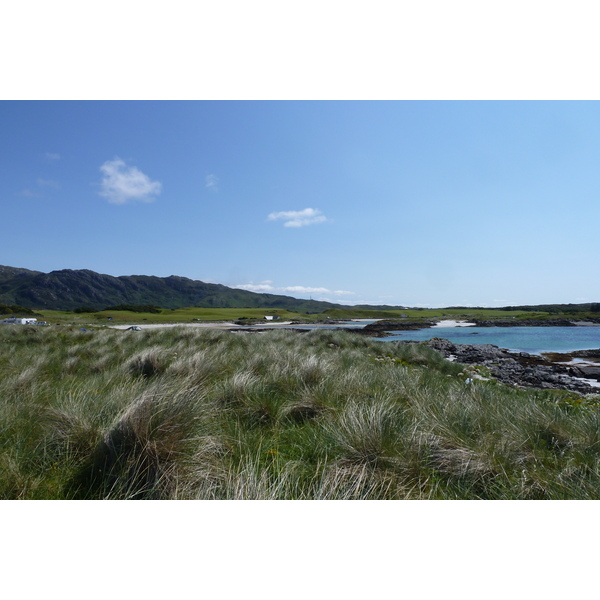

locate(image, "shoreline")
[[425, 338, 600, 395], [100, 320, 600, 393]]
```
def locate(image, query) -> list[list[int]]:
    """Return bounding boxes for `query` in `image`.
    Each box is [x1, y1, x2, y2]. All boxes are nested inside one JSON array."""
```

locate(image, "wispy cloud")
[[18, 189, 40, 198], [205, 174, 219, 192], [234, 280, 275, 293], [235, 280, 354, 297], [37, 178, 60, 189], [283, 286, 354, 296], [267, 208, 327, 228], [44, 152, 60, 161], [99, 158, 162, 205], [330, 298, 391, 306]]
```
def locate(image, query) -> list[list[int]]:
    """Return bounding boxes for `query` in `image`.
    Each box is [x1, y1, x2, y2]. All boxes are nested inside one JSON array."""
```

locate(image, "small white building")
[[264, 315, 281, 321], [0, 317, 38, 325]]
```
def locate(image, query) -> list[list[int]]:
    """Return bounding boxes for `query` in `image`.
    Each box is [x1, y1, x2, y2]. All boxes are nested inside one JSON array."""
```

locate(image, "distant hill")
[[0, 265, 42, 285], [0, 266, 345, 312]]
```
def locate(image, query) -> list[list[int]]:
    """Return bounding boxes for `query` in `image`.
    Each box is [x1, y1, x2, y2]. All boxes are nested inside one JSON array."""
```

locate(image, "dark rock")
[[572, 366, 600, 380], [363, 319, 436, 332], [571, 349, 600, 360], [425, 339, 600, 395]]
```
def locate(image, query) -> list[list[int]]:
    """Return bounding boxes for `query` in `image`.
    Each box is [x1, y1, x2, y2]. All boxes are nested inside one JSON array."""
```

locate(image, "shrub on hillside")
[[0, 303, 40, 316], [103, 304, 163, 313]]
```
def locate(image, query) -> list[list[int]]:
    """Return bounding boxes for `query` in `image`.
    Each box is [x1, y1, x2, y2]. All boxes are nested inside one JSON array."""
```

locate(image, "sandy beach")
[[431, 320, 476, 328], [109, 321, 295, 330], [110, 322, 238, 330]]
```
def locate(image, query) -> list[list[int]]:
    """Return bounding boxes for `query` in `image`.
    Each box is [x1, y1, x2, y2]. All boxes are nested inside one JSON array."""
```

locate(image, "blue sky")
[[2, 100, 600, 307]]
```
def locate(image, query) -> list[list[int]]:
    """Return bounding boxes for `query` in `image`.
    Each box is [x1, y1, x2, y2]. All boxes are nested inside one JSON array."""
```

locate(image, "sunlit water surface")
[[379, 326, 600, 354]]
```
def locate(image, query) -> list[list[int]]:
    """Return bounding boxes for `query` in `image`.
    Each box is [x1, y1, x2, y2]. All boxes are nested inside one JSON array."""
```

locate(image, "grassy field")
[[35, 307, 322, 325], [2, 323, 600, 499], [31, 305, 564, 326], [322, 307, 548, 320]]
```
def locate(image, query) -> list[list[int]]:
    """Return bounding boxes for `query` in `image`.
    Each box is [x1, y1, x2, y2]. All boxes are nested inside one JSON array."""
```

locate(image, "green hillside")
[[0, 265, 341, 312]]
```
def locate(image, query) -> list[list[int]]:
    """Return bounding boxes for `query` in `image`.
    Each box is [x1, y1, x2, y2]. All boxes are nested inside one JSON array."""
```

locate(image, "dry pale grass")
[[74, 382, 212, 499], [124, 347, 170, 378]]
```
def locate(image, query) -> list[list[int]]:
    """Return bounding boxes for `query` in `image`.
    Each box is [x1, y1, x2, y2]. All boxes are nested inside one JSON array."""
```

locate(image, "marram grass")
[[1, 325, 600, 499]]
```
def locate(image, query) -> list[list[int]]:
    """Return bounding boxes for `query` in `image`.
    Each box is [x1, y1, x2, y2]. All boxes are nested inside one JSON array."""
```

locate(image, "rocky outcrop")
[[425, 337, 600, 395], [363, 319, 436, 332]]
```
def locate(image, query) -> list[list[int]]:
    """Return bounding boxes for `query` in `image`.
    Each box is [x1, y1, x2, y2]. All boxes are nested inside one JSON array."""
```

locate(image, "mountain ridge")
[[0, 265, 345, 312]]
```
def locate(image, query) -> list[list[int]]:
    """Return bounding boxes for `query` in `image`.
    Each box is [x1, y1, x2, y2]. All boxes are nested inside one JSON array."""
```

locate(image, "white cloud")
[[284, 286, 354, 296], [267, 208, 327, 228], [99, 158, 162, 205], [44, 152, 60, 161], [37, 178, 60, 189], [236, 282, 276, 293], [205, 174, 219, 191], [329, 299, 389, 306], [235, 280, 354, 297]]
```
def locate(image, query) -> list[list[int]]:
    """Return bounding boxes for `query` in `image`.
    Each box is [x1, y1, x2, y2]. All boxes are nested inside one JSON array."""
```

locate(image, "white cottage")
[[0, 317, 38, 325]]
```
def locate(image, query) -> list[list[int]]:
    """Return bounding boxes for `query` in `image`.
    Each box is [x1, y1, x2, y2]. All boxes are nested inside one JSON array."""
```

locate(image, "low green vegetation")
[[0, 303, 40, 317], [27, 303, 600, 327], [35, 307, 321, 325], [2, 324, 600, 499], [102, 304, 164, 313], [322, 307, 545, 320], [30, 306, 546, 325]]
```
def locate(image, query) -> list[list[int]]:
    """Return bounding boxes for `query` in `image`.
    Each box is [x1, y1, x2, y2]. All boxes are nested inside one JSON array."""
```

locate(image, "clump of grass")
[[74, 383, 209, 499], [125, 347, 169, 378], [0, 452, 32, 499], [324, 396, 406, 468], [165, 349, 215, 383], [214, 370, 262, 408], [282, 395, 327, 424], [314, 461, 398, 500]]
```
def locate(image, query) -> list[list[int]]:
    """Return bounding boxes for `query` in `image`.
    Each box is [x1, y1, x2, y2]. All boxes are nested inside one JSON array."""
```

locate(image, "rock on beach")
[[425, 337, 600, 395]]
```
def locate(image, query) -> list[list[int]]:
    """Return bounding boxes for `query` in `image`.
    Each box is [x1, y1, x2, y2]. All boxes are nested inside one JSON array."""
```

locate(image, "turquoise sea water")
[[380, 326, 600, 354]]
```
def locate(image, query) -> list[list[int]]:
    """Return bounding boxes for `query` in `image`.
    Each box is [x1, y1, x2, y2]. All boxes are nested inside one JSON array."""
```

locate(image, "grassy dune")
[[1, 324, 600, 499]]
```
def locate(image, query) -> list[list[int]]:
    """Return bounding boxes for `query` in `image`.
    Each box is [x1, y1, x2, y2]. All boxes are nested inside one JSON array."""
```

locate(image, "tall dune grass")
[[1, 324, 600, 499]]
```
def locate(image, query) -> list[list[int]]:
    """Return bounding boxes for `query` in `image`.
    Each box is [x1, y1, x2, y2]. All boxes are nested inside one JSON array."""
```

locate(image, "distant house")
[[264, 315, 280, 321], [0, 317, 38, 325]]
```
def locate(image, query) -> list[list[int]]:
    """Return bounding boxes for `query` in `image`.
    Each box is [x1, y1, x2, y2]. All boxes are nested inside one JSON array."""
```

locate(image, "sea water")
[[380, 326, 600, 355]]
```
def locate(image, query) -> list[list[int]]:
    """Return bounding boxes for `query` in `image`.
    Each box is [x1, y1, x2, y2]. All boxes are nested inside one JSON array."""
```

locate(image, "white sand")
[[109, 321, 295, 330], [431, 320, 476, 328], [111, 318, 478, 331], [109, 322, 235, 330], [350, 319, 382, 322]]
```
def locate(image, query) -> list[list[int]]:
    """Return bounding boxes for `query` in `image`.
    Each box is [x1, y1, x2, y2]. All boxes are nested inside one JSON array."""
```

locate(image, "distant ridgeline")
[[2, 264, 598, 314], [0, 265, 344, 312]]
